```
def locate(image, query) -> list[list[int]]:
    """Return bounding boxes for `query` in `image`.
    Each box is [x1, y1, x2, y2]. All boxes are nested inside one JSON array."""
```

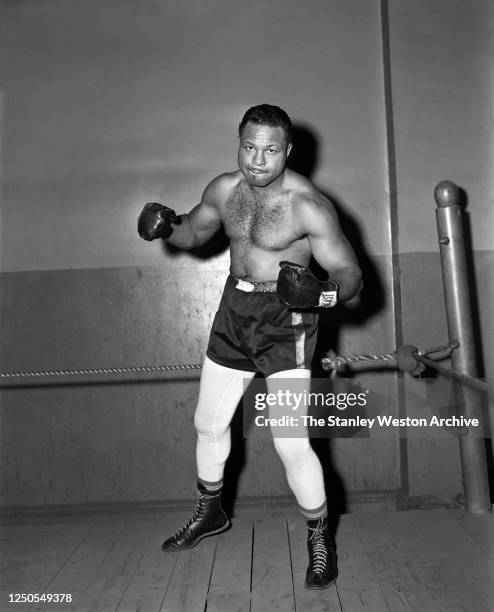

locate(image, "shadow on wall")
[[288, 122, 386, 514], [455, 187, 493, 501], [456, 187, 486, 380], [287, 123, 386, 372]]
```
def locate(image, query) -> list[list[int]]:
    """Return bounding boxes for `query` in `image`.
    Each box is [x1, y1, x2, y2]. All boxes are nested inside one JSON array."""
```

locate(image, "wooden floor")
[[0, 508, 493, 611]]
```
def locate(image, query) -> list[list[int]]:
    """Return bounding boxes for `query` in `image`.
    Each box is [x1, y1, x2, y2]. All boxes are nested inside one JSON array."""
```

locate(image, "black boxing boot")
[[161, 483, 230, 551], [304, 517, 338, 589]]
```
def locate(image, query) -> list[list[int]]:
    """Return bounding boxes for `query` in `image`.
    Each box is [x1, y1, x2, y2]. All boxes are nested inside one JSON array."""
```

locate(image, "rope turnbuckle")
[[321, 341, 459, 375]]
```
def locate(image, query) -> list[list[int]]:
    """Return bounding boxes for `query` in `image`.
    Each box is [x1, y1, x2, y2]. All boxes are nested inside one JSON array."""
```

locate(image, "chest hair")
[[224, 184, 293, 250]]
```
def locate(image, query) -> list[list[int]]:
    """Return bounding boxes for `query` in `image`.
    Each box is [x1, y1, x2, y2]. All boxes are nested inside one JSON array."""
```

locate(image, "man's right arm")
[[138, 176, 224, 249]]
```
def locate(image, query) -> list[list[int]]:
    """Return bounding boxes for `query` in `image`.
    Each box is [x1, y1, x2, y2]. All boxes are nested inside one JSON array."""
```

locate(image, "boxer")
[[138, 104, 362, 589]]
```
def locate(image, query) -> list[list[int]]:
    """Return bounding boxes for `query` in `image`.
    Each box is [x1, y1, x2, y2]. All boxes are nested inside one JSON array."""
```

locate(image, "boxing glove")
[[277, 261, 338, 309], [138, 203, 180, 241]]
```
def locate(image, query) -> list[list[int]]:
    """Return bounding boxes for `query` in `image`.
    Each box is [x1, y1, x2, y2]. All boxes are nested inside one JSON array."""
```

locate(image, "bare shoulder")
[[286, 171, 338, 231], [202, 170, 243, 206]]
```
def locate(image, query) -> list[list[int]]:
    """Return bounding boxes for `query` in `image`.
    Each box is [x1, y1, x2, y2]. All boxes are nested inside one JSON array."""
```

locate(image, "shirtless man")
[[138, 104, 362, 589]]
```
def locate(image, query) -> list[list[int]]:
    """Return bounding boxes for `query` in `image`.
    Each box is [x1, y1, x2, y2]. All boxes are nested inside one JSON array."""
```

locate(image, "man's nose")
[[253, 150, 266, 166]]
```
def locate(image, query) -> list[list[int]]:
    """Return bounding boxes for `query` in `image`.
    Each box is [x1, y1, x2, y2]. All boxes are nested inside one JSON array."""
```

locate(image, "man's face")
[[238, 122, 292, 188]]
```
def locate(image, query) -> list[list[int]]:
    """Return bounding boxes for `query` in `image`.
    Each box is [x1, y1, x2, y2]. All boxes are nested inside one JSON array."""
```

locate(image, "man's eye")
[[267, 149, 278, 154]]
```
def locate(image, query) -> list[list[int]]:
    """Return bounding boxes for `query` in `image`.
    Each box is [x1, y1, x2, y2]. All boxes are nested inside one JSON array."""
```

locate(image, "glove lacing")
[[308, 518, 328, 574]]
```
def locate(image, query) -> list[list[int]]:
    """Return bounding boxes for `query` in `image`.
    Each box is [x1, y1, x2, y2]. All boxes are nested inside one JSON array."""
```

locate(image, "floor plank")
[[452, 509, 494, 561], [334, 514, 389, 611], [0, 524, 36, 547], [379, 585, 437, 612], [159, 535, 216, 612], [251, 517, 295, 612], [338, 585, 393, 611], [71, 520, 156, 612], [1, 508, 492, 611], [352, 512, 438, 611], [0, 523, 91, 598], [37, 520, 125, 611], [206, 517, 252, 612], [116, 517, 179, 612], [334, 514, 379, 589], [390, 509, 494, 584], [385, 510, 494, 611]]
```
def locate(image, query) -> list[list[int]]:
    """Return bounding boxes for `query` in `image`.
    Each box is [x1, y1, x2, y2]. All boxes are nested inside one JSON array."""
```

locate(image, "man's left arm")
[[301, 198, 362, 303]]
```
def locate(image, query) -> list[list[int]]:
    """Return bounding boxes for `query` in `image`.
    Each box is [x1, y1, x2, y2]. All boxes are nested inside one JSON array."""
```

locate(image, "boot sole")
[[161, 519, 231, 552]]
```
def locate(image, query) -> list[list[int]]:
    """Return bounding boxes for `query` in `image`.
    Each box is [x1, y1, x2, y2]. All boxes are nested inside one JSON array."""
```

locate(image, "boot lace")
[[308, 519, 328, 574], [171, 493, 212, 539]]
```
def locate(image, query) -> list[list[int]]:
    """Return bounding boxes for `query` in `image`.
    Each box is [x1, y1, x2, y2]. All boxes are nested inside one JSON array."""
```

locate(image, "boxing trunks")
[[206, 275, 319, 377]]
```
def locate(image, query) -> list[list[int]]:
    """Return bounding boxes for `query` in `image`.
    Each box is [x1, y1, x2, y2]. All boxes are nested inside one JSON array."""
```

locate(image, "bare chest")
[[222, 187, 295, 250]]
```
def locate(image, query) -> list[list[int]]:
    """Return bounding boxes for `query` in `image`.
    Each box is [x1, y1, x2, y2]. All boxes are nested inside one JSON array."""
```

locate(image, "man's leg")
[[195, 356, 256, 488], [265, 368, 337, 589], [162, 356, 255, 551]]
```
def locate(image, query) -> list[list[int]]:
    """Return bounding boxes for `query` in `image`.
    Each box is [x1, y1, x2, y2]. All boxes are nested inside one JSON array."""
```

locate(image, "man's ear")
[[286, 142, 293, 157]]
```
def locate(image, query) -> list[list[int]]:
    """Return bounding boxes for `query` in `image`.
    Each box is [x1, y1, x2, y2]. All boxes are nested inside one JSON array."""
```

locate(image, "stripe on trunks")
[[291, 311, 306, 368]]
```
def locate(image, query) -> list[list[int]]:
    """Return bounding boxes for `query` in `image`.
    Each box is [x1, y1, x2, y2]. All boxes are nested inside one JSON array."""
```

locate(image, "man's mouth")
[[249, 168, 267, 175]]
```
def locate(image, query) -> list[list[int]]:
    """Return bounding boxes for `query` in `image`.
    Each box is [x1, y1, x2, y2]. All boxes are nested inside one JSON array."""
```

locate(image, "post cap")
[[434, 180, 460, 208]]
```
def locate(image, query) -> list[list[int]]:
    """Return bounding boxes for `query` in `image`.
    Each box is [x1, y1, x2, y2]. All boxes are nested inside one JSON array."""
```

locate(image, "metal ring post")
[[434, 180, 491, 513]]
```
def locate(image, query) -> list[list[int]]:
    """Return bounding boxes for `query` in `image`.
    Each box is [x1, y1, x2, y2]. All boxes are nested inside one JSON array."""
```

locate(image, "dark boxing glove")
[[277, 261, 338, 309], [137, 203, 180, 241]]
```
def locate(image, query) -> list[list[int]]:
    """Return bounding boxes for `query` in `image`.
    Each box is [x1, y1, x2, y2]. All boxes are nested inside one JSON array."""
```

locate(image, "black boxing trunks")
[[206, 275, 319, 377]]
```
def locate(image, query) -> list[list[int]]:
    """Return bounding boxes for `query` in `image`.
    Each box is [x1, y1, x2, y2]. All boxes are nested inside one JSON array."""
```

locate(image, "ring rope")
[[321, 341, 458, 372], [0, 363, 202, 380], [0, 342, 458, 382], [322, 351, 396, 371], [322, 340, 491, 398]]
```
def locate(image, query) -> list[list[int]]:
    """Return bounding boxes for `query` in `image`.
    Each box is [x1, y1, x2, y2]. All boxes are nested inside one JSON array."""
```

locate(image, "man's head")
[[238, 104, 293, 144], [238, 104, 293, 188]]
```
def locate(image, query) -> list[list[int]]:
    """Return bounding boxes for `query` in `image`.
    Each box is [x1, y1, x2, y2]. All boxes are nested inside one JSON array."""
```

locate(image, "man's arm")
[[165, 176, 225, 249], [138, 176, 224, 249], [299, 197, 362, 302]]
